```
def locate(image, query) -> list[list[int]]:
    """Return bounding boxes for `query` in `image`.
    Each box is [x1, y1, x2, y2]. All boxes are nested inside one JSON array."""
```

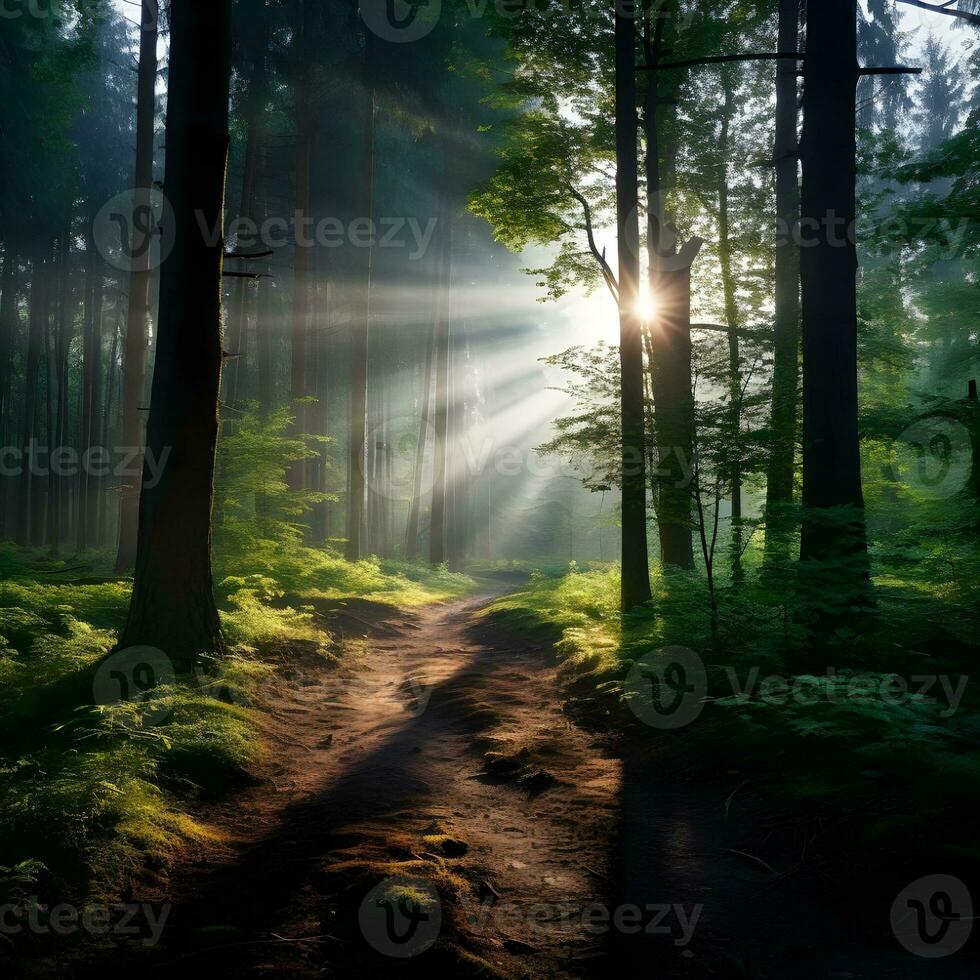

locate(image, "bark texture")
[[799, 0, 870, 580], [118, 0, 232, 664], [616, 2, 653, 608]]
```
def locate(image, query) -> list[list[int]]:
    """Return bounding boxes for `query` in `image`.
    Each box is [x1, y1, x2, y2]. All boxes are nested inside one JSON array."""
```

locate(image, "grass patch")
[[0, 539, 473, 913], [485, 560, 980, 880]]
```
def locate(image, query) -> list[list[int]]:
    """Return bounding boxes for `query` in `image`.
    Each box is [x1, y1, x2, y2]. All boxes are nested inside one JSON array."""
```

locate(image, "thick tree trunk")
[[616, 2, 652, 609], [117, 0, 232, 664], [799, 0, 870, 587], [765, 0, 802, 559], [649, 244, 699, 572], [116, 0, 158, 570], [345, 80, 375, 561], [642, 2, 695, 573]]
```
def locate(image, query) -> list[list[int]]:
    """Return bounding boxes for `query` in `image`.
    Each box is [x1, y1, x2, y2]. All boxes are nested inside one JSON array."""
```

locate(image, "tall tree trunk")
[[765, 0, 802, 561], [377, 384, 392, 558], [448, 320, 467, 570], [287, 0, 313, 491], [255, 196, 273, 418], [716, 69, 743, 581], [87, 264, 104, 548], [97, 319, 119, 548], [406, 320, 435, 559], [642, 1, 696, 573], [429, 210, 452, 567], [41, 290, 54, 547], [616, 1, 652, 609], [78, 241, 103, 552], [308, 273, 330, 544], [18, 251, 45, 547], [48, 228, 72, 552], [799, 0, 870, 593], [117, 0, 232, 664], [345, 77, 375, 561], [0, 241, 20, 537], [224, 13, 268, 414], [367, 341, 383, 555], [116, 0, 158, 570]]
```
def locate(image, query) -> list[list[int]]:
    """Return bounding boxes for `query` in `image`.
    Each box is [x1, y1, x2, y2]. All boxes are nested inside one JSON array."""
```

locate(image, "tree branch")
[[858, 66, 923, 75], [639, 52, 805, 71], [691, 322, 775, 341], [896, 0, 980, 27], [565, 182, 619, 304]]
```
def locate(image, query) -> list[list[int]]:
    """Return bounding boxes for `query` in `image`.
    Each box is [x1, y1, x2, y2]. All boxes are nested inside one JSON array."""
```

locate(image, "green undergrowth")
[[485, 553, 980, 877], [0, 538, 473, 913], [221, 549, 474, 609], [0, 411, 476, 913]]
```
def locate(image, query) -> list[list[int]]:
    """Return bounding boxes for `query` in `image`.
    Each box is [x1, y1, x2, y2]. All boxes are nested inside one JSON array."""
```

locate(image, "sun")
[[635, 290, 660, 322]]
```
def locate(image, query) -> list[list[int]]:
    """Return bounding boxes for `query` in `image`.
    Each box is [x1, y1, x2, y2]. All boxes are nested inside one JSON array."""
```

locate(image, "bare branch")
[[565, 182, 619, 304], [859, 66, 923, 76], [640, 52, 805, 72], [897, 0, 980, 27]]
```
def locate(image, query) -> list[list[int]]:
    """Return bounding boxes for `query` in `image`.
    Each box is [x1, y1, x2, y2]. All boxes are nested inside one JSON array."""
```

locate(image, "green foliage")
[[0, 409, 474, 907], [488, 549, 980, 865], [214, 405, 328, 559]]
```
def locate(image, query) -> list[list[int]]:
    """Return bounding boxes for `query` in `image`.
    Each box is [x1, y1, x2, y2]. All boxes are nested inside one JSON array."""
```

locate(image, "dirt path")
[[33, 591, 979, 980], [87, 591, 622, 979]]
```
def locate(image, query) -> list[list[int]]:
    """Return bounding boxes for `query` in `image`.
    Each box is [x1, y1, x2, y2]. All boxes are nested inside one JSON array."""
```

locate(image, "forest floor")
[[18, 586, 978, 980], [58, 587, 622, 979]]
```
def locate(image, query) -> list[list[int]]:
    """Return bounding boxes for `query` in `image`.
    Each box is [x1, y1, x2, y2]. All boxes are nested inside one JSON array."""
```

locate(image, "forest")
[[0, 0, 979, 976]]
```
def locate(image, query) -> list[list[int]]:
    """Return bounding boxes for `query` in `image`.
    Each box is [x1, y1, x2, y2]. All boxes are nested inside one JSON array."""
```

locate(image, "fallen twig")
[[725, 848, 777, 876]]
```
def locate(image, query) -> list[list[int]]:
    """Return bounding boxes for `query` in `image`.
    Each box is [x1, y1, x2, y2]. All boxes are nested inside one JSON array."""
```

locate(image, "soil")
[[19, 591, 977, 979], [74, 591, 621, 979]]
